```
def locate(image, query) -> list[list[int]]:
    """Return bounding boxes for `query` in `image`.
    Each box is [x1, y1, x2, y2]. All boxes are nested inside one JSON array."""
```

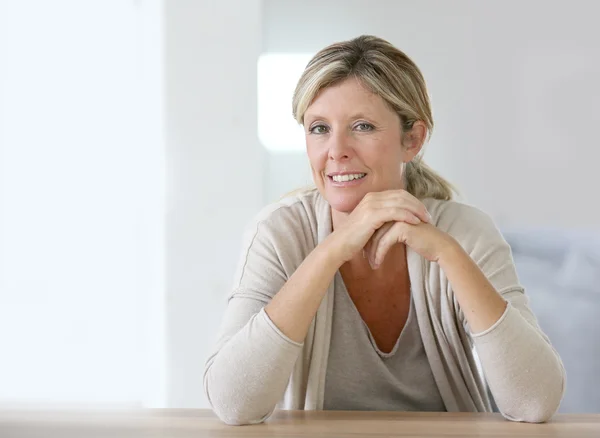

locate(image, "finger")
[[373, 222, 408, 269], [367, 222, 394, 268], [390, 191, 432, 223], [366, 191, 431, 223], [369, 207, 421, 229], [363, 238, 376, 264]]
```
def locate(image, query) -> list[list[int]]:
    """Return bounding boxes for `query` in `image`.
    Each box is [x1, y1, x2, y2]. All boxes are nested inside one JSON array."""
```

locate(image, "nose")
[[328, 131, 353, 161]]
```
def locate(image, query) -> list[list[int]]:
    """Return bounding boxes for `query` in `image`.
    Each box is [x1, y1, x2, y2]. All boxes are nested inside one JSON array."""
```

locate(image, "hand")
[[327, 190, 432, 265], [366, 220, 458, 268]]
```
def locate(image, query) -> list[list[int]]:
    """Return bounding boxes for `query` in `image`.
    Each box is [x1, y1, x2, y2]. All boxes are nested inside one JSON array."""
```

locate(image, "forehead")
[[304, 77, 392, 120]]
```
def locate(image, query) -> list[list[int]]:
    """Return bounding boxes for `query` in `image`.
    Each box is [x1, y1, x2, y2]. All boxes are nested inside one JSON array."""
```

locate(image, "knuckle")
[[402, 210, 416, 221], [363, 192, 375, 202]]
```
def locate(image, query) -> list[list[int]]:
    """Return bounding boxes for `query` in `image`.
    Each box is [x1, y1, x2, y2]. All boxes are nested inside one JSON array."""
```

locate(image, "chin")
[[325, 190, 365, 214]]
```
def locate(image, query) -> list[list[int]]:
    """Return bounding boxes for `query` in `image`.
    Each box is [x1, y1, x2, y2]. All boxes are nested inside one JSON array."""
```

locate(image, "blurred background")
[[0, 0, 598, 412]]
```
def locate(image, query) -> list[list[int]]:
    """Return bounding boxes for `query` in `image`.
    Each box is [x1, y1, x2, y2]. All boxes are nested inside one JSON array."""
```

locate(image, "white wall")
[[1, 0, 263, 409], [264, 152, 312, 202], [164, 0, 264, 408], [0, 0, 165, 406], [262, 0, 600, 229]]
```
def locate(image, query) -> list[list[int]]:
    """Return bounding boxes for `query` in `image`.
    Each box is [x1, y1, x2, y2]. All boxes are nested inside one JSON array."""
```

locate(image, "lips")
[[326, 171, 368, 177], [325, 170, 368, 186], [330, 173, 366, 182]]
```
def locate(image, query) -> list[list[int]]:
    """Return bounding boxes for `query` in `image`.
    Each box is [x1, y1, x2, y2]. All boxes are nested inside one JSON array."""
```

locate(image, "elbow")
[[502, 372, 566, 423], [203, 366, 272, 426], [502, 399, 561, 423], [208, 396, 271, 426], [213, 409, 268, 426], [206, 400, 265, 426]]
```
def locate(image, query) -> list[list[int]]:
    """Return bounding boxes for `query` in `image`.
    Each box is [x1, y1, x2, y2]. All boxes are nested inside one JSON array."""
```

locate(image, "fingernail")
[[427, 212, 433, 222]]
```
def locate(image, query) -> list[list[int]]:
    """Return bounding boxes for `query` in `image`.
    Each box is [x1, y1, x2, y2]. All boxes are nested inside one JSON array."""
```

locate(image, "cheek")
[[306, 143, 327, 170], [368, 143, 403, 178]]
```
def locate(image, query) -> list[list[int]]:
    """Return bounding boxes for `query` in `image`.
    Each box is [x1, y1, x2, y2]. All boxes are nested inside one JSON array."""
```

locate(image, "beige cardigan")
[[204, 189, 565, 425]]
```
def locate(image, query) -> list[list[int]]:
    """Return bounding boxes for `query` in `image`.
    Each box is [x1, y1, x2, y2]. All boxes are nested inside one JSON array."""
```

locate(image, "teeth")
[[332, 173, 366, 182]]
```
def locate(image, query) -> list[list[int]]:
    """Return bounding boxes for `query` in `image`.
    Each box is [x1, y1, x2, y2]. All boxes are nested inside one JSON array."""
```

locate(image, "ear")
[[401, 120, 427, 162]]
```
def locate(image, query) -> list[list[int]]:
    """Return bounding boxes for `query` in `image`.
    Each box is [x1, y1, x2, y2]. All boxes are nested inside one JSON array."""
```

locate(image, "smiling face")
[[304, 77, 423, 214]]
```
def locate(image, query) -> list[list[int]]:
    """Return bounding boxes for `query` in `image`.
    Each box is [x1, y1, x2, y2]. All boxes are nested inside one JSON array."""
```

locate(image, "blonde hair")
[[292, 35, 456, 201]]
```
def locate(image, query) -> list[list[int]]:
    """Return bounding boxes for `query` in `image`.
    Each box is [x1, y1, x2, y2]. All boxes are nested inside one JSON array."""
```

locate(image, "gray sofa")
[[503, 228, 600, 413]]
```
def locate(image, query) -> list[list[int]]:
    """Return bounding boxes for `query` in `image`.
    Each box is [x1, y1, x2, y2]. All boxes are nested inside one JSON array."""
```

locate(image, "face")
[[304, 77, 424, 214]]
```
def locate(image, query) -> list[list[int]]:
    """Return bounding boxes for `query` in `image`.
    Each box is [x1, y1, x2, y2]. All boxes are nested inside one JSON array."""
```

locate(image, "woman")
[[203, 35, 565, 425]]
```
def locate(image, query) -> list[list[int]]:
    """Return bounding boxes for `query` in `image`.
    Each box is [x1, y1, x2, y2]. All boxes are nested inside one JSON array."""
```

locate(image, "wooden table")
[[1, 408, 599, 437]]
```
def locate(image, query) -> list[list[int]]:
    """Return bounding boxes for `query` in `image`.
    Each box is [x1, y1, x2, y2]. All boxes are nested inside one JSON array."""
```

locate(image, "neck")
[[331, 207, 349, 231]]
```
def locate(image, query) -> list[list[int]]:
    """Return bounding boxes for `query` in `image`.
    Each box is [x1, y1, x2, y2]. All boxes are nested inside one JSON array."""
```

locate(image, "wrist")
[[436, 236, 464, 267], [317, 232, 346, 269]]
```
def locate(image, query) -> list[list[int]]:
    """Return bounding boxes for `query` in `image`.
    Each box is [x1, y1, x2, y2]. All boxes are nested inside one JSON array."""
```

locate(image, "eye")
[[355, 122, 374, 132], [309, 124, 329, 134]]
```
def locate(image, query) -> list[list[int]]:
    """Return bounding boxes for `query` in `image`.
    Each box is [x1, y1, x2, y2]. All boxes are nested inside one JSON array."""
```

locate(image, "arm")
[[438, 217, 566, 423], [203, 216, 342, 425], [354, 197, 565, 422], [437, 243, 508, 334], [263, 236, 341, 343]]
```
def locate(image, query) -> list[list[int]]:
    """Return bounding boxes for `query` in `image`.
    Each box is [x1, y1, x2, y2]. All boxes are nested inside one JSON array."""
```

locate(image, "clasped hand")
[[330, 190, 457, 268]]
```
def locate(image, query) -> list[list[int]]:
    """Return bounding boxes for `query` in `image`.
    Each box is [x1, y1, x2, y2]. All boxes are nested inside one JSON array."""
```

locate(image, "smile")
[[330, 173, 366, 182]]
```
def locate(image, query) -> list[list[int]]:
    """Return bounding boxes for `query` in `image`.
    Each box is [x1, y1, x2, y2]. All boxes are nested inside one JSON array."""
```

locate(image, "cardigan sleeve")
[[441, 202, 566, 423], [203, 208, 306, 425]]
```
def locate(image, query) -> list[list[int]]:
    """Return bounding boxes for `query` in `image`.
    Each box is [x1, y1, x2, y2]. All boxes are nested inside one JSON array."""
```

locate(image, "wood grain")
[[0, 408, 598, 437]]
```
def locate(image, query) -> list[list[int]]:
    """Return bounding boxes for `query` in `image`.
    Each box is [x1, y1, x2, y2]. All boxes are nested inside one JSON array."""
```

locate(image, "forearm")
[[264, 235, 342, 343], [438, 241, 564, 422], [204, 307, 302, 425], [438, 240, 508, 334], [205, 233, 344, 424]]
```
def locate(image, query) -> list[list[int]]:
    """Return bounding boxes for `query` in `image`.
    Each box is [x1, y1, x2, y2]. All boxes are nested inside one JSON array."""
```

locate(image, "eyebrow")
[[304, 112, 377, 123]]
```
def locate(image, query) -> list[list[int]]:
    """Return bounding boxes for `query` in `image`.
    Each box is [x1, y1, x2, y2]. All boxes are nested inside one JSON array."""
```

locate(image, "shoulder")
[[240, 188, 324, 256], [422, 198, 507, 252], [231, 189, 325, 290], [250, 188, 321, 233]]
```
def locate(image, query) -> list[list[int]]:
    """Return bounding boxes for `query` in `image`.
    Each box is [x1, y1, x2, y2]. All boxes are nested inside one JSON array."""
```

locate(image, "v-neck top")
[[323, 272, 446, 411]]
